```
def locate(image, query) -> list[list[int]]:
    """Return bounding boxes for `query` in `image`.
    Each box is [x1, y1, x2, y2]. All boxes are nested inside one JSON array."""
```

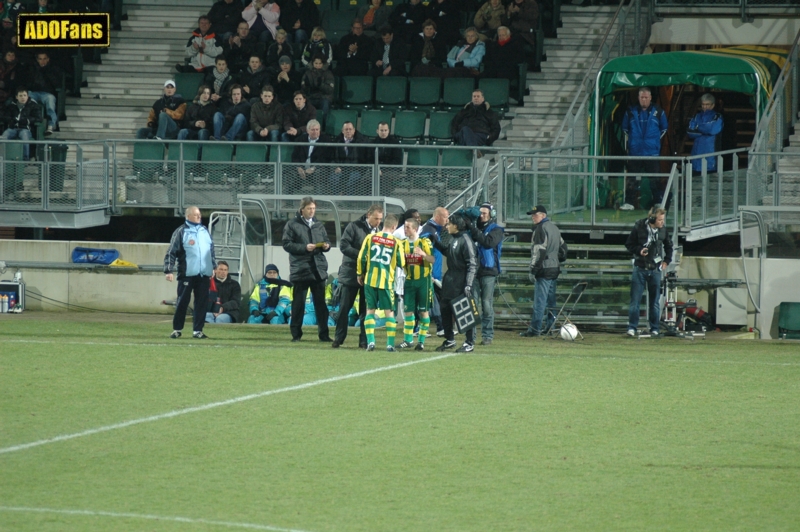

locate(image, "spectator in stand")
[[621, 87, 669, 208], [409, 19, 448, 77], [248, 264, 292, 324], [0, 49, 22, 105], [389, 0, 427, 45], [22, 51, 60, 135], [301, 54, 334, 124], [282, 196, 333, 342], [266, 28, 291, 75], [279, 0, 320, 45], [178, 84, 217, 141], [482, 26, 525, 83], [237, 54, 270, 98], [282, 90, 316, 141], [272, 55, 302, 106], [335, 19, 373, 76], [687, 93, 724, 174], [179, 16, 223, 73], [0, 0, 24, 39], [374, 121, 402, 167], [136, 79, 187, 140], [450, 89, 501, 147], [242, 0, 280, 44], [474, 0, 505, 40], [426, 0, 461, 49], [369, 26, 408, 78], [505, 0, 539, 56], [223, 21, 259, 74], [357, 0, 391, 37], [205, 55, 236, 102], [207, 0, 244, 42], [290, 119, 331, 192], [332, 120, 369, 193], [212, 84, 251, 140], [300, 27, 333, 70], [247, 85, 283, 142], [205, 261, 241, 324], [1, 87, 41, 161], [444, 27, 485, 78]]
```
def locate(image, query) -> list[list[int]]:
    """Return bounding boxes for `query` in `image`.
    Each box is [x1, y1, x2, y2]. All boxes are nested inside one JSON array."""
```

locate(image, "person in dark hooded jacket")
[[450, 89, 501, 146], [178, 84, 217, 141], [282, 196, 333, 342], [248, 263, 293, 324], [430, 212, 478, 353], [212, 84, 251, 140], [332, 204, 384, 349], [1, 87, 41, 161], [205, 261, 242, 323]]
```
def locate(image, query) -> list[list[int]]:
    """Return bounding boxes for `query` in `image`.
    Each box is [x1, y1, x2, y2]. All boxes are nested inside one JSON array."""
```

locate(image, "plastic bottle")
[[1, 295, 7, 313]]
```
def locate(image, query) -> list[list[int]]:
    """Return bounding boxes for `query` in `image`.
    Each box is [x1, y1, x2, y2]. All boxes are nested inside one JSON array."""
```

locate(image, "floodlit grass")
[[1, 314, 799, 531]]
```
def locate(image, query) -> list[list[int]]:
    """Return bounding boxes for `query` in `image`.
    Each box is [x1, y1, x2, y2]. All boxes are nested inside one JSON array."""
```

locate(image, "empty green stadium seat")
[[406, 147, 439, 166], [375, 76, 407, 111], [393, 110, 427, 143], [201, 143, 234, 184], [326, 108, 359, 136], [442, 78, 476, 111], [133, 141, 166, 183], [479, 78, 510, 118], [779, 302, 800, 339], [175, 72, 205, 101], [341, 76, 373, 109], [408, 77, 441, 110], [441, 147, 474, 167], [235, 143, 268, 163], [427, 111, 456, 144]]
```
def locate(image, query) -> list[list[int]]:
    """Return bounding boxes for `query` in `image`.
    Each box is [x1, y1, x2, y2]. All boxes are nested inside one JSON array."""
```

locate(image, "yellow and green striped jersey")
[[357, 231, 405, 289], [401, 236, 433, 281]]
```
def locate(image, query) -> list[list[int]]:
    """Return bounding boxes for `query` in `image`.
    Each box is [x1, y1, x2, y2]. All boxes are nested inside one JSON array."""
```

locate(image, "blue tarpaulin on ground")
[[71, 247, 120, 265]]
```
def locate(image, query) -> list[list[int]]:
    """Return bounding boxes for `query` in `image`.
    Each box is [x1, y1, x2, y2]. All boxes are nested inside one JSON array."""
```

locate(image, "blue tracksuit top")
[[687, 109, 723, 172], [622, 104, 668, 157], [181, 222, 214, 277]]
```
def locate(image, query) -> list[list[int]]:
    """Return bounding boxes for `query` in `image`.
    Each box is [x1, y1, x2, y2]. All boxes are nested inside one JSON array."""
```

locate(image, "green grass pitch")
[[1, 313, 799, 531]]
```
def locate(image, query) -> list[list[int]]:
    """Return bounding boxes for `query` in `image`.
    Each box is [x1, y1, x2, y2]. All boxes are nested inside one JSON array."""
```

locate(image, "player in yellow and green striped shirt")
[[397, 217, 435, 351], [357, 214, 405, 352]]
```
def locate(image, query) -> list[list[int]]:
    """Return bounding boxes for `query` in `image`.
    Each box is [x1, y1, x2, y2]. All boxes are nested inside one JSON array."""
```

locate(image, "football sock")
[[419, 316, 430, 345], [365, 314, 375, 345], [404, 313, 415, 343], [386, 317, 396, 347]]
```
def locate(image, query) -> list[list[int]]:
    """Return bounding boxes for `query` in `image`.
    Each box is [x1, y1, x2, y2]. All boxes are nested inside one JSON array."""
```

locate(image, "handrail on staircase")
[[549, 0, 636, 149]]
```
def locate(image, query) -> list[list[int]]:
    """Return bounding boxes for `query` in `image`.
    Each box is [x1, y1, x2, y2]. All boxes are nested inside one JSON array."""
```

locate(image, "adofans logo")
[[17, 13, 109, 47]]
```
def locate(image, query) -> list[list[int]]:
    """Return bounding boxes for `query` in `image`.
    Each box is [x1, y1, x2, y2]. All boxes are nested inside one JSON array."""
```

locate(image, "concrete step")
[[68, 97, 155, 107], [65, 109, 149, 119], [81, 87, 169, 97]]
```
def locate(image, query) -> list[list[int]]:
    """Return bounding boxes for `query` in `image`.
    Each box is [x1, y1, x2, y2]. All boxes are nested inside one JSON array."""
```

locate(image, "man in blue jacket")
[[687, 93, 723, 174], [622, 87, 669, 208], [164, 206, 217, 339]]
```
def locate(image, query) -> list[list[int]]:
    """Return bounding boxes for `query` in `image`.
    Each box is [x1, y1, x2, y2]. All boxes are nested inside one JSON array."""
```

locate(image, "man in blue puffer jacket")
[[622, 87, 669, 208], [164, 206, 217, 339], [687, 93, 724, 174]]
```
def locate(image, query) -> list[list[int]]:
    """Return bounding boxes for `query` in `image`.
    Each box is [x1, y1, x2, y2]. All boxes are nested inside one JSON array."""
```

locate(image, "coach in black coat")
[[282, 197, 332, 342]]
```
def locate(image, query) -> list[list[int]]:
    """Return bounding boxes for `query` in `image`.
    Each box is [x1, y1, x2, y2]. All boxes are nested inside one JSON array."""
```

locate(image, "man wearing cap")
[[465, 202, 504, 345], [332, 203, 384, 349], [272, 55, 303, 105], [248, 264, 293, 324], [136, 80, 187, 140], [520, 205, 567, 337]]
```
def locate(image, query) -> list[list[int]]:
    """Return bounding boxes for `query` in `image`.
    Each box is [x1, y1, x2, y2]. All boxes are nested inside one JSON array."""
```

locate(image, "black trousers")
[[334, 283, 366, 346], [290, 278, 330, 340], [174, 275, 210, 333]]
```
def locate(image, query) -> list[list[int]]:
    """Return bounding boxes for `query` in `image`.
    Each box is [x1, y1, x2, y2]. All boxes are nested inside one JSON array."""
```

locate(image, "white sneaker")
[[626, 329, 636, 337], [620, 203, 635, 211]]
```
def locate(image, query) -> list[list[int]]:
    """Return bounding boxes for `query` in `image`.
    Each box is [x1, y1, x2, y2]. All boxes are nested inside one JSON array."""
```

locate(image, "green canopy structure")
[[591, 46, 788, 156]]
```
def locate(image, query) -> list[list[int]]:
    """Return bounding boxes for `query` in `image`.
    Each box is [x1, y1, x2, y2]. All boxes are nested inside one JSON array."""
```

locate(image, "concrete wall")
[[651, 18, 800, 46], [0, 240, 343, 314]]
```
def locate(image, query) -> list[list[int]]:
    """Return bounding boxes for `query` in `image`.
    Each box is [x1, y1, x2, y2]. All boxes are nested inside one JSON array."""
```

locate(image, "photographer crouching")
[[625, 207, 673, 337]]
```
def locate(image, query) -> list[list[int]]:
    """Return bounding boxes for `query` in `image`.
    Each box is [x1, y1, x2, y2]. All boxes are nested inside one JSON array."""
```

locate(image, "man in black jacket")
[[332, 204, 384, 349], [369, 26, 408, 77], [282, 196, 333, 342], [1, 87, 41, 161], [520, 205, 566, 337], [223, 22, 259, 74], [450, 89, 501, 147], [212, 84, 251, 140], [625, 206, 673, 337], [207, 0, 244, 42], [466, 202, 504, 345], [335, 19, 374, 76], [290, 119, 332, 193], [431, 213, 478, 353], [136, 80, 187, 140], [205, 261, 242, 323], [332, 121, 369, 194], [25, 51, 61, 135]]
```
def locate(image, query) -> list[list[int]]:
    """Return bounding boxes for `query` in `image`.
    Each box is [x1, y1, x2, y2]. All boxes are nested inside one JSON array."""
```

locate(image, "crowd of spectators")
[[129, 0, 542, 146]]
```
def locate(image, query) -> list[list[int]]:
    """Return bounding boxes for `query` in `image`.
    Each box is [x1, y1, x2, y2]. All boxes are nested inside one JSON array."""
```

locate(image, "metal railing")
[[552, 0, 655, 150]]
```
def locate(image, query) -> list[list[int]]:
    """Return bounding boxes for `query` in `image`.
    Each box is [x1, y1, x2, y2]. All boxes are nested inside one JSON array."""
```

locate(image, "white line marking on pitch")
[[0, 506, 312, 532], [0, 353, 461, 456]]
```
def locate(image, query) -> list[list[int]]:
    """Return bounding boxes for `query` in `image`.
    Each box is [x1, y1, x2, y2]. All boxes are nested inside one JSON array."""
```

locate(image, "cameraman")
[[625, 207, 673, 336], [465, 202, 504, 346]]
